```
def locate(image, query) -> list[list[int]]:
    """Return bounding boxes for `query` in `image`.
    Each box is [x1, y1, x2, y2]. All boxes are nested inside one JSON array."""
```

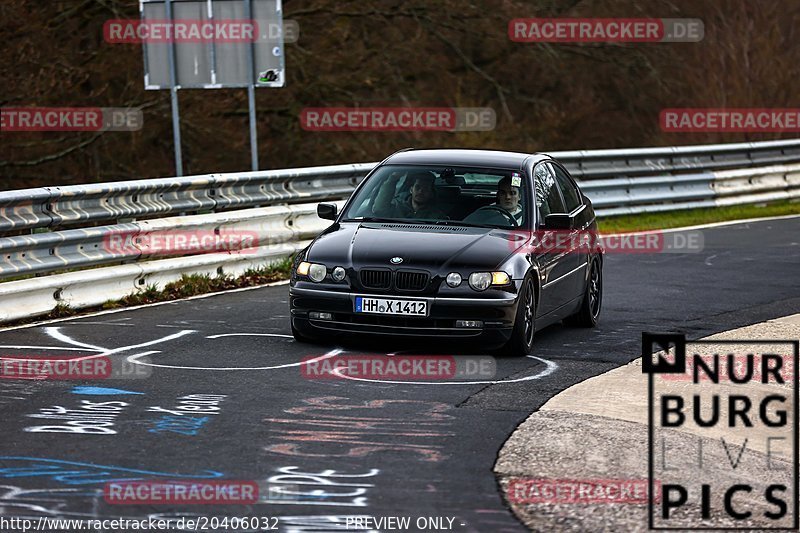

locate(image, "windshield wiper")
[[343, 216, 402, 223], [344, 217, 508, 229], [433, 220, 503, 229]]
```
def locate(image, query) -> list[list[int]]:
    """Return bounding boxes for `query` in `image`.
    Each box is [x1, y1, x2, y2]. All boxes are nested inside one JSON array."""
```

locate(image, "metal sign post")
[[141, 0, 285, 174], [244, 0, 259, 171], [164, 0, 183, 176]]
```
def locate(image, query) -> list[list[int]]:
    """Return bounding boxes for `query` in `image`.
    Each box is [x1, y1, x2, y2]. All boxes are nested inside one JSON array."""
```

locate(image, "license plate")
[[355, 297, 428, 317]]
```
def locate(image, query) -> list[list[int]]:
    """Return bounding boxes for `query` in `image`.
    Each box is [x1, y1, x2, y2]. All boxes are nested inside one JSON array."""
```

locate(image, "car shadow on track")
[[295, 321, 577, 359]]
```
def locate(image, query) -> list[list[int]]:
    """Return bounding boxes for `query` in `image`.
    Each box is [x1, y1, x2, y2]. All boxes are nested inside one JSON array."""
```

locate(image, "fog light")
[[456, 320, 483, 328], [309, 312, 333, 320], [446, 272, 462, 287], [332, 266, 346, 281]]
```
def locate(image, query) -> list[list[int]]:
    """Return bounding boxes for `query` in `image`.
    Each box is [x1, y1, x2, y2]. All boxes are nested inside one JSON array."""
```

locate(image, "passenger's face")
[[497, 185, 520, 210], [411, 180, 434, 205]]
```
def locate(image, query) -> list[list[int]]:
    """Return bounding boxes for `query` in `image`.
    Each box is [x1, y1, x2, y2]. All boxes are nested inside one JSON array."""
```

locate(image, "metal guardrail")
[[2, 139, 799, 234], [0, 204, 330, 279], [0, 202, 342, 323], [0, 164, 368, 233], [583, 163, 800, 216], [553, 138, 800, 178]]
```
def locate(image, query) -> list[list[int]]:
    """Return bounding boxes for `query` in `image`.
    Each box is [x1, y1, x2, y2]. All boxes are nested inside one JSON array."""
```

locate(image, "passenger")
[[372, 171, 448, 219]]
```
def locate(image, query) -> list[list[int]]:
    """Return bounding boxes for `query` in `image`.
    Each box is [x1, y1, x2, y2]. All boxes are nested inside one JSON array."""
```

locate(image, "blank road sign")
[[141, 0, 285, 89]]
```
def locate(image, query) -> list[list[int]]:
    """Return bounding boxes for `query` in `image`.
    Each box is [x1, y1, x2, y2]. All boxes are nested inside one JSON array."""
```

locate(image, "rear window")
[[459, 172, 509, 185]]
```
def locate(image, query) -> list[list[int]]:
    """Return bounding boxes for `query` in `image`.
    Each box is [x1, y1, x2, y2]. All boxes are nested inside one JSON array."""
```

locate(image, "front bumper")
[[289, 286, 520, 347]]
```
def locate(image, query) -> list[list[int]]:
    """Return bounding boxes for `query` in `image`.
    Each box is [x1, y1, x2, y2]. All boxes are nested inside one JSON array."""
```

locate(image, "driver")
[[494, 176, 524, 224], [372, 171, 448, 219]]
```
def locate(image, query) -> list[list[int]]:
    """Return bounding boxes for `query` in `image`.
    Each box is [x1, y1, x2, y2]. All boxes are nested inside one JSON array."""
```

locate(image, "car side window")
[[550, 163, 582, 213], [534, 162, 565, 221]]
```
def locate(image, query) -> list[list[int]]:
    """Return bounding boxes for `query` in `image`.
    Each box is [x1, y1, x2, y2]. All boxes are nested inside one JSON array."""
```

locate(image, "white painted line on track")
[[44, 326, 107, 352], [328, 355, 559, 386], [33, 328, 197, 362], [206, 333, 293, 339], [126, 345, 342, 371], [0, 345, 89, 352], [99, 329, 197, 357], [68, 322, 137, 327]]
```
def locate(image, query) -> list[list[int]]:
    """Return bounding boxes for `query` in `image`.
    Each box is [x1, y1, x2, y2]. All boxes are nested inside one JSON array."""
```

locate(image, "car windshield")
[[341, 165, 528, 228]]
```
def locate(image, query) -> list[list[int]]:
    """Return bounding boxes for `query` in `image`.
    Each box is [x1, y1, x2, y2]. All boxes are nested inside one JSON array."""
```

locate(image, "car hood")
[[306, 222, 526, 272]]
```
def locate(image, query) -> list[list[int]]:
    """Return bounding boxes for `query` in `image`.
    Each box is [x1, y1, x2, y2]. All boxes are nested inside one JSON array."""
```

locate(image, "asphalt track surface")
[[0, 217, 798, 532]]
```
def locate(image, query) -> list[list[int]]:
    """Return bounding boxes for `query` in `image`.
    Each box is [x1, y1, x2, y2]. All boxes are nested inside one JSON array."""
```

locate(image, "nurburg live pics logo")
[[643, 333, 799, 530]]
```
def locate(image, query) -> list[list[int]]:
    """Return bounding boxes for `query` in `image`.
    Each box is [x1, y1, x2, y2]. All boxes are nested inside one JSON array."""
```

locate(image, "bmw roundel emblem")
[[390, 256, 403, 264]]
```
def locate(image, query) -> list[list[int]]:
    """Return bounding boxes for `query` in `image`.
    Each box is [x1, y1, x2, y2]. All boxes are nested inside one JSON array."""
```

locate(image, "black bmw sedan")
[[289, 149, 603, 355]]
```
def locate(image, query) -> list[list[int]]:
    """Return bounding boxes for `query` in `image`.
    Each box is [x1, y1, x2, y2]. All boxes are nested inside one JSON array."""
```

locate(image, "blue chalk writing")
[[0, 457, 224, 485], [148, 415, 209, 436], [71, 386, 144, 396]]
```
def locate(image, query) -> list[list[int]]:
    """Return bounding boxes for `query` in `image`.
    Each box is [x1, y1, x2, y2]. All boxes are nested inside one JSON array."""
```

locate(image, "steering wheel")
[[471, 205, 518, 226]]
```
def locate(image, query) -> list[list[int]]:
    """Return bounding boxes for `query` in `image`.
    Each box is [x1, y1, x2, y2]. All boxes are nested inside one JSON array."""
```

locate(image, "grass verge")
[[598, 200, 800, 233], [103, 257, 292, 308], [2, 257, 293, 328]]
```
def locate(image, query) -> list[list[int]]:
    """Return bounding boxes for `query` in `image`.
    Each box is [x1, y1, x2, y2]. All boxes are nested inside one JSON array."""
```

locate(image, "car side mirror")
[[317, 203, 338, 220], [544, 213, 574, 230]]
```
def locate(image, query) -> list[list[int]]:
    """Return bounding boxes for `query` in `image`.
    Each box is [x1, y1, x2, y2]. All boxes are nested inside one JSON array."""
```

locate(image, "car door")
[[550, 161, 589, 303], [532, 161, 575, 316]]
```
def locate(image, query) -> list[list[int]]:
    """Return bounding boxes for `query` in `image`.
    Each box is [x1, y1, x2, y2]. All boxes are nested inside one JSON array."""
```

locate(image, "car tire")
[[564, 258, 602, 328], [291, 321, 318, 344], [499, 276, 536, 357]]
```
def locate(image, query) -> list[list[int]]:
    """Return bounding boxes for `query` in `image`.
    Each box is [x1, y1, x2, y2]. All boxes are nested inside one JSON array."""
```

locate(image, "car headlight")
[[469, 271, 511, 291], [308, 264, 327, 282], [297, 261, 327, 282], [332, 266, 346, 281], [446, 272, 462, 287], [468, 272, 492, 291]]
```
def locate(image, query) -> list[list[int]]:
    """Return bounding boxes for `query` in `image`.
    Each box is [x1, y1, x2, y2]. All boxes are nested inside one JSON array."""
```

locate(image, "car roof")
[[383, 149, 550, 169]]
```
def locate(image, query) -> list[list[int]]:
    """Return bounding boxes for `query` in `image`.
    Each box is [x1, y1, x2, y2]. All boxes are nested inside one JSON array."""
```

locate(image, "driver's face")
[[411, 180, 434, 205], [497, 185, 519, 210]]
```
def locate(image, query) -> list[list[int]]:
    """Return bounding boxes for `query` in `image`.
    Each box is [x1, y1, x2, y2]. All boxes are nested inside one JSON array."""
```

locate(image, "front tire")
[[499, 277, 536, 356], [564, 258, 602, 328], [291, 320, 318, 344]]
